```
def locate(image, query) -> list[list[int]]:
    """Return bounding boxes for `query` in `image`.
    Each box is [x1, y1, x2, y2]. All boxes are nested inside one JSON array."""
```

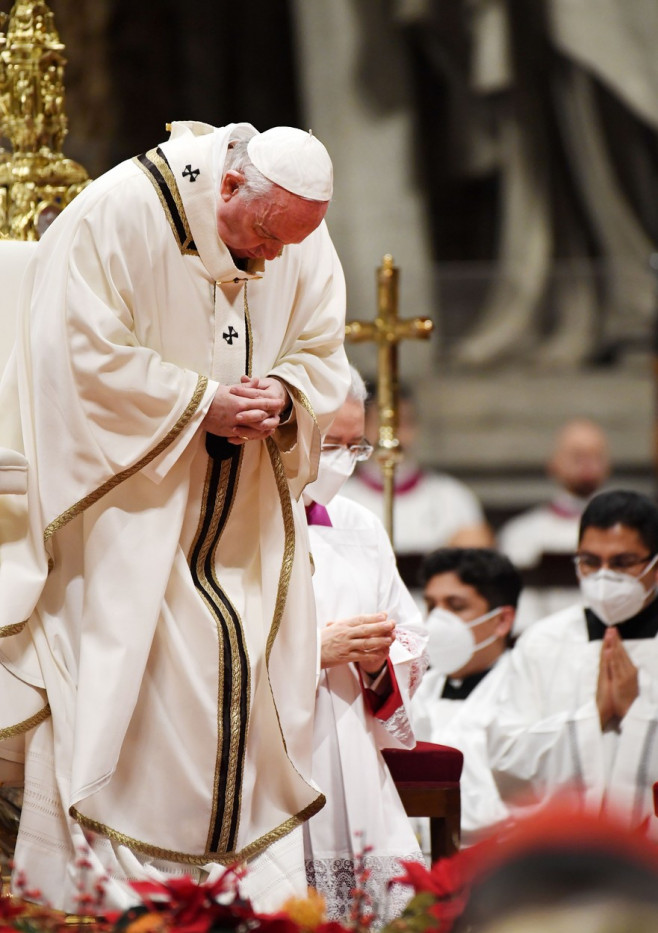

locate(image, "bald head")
[[548, 418, 610, 499]]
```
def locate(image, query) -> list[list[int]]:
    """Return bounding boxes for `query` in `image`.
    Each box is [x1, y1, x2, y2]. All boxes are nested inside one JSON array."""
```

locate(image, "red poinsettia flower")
[[394, 840, 490, 899], [251, 914, 302, 933], [0, 896, 26, 921], [315, 922, 354, 933], [121, 869, 249, 933]]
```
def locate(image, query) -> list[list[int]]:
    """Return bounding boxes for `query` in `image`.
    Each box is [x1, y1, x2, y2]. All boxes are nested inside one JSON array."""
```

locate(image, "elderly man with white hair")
[[303, 365, 427, 922], [0, 120, 349, 911]]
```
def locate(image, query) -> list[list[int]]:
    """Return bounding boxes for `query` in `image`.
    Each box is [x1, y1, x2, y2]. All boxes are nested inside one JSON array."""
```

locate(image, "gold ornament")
[[0, 0, 90, 239], [345, 255, 433, 545]]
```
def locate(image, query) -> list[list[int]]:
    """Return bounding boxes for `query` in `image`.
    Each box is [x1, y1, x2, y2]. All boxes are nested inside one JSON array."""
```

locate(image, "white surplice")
[[342, 468, 484, 555], [411, 658, 512, 848], [0, 120, 350, 912], [486, 603, 658, 833], [304, 495, 427, 922]]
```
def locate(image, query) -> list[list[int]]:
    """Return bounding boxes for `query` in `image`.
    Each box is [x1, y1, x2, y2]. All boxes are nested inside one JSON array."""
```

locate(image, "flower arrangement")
[[6, 798, 658, 933], [0, 850, 470, 933]]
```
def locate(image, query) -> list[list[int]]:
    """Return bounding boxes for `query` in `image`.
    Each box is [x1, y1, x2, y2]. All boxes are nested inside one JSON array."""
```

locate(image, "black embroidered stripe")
[[206, 457, 248, 853], [135, 148, 197, 253], [189, 449, 249, 854]]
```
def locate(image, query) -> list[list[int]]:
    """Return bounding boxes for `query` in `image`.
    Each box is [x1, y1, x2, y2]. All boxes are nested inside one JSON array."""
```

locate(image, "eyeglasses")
[[320, 440, 374, 462], [573, 553, 655, 575]]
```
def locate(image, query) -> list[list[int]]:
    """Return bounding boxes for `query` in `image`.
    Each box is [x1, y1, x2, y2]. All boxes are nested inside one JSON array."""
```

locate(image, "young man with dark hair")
[[414, 548, 520, 724], [411, 547, 522, 845], [487, 489, 658, 834]]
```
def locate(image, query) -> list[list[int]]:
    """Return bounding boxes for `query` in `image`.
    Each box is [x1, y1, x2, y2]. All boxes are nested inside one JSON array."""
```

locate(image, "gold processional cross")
[[345, 254, 433, 545]]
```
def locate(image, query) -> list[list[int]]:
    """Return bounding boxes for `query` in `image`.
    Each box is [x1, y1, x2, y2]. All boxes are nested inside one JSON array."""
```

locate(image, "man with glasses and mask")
[[303, 365, 428, 922], [486, 489, 658, 834], [410, 548, 521, 847]]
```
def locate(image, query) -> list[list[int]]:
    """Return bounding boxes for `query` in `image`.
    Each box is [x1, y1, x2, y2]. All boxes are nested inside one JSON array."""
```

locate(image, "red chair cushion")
[[382, 741, 463, 785]]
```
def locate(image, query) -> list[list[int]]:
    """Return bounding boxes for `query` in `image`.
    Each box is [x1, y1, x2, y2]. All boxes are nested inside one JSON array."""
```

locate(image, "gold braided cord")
[[44, 375, 208, 542], [0, 703, 50, 740], [0, 621, 26, 638], [264, 438, 295, 666], [70, 791, 326, 867], [243, 282, 253, 376], [285, 383, 318, 430], [261, 435, 326, 824]]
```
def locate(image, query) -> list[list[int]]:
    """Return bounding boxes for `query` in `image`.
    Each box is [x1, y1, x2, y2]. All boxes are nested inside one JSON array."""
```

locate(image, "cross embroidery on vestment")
[[223, 326, 239, 345], [182, 164, 200, 183]]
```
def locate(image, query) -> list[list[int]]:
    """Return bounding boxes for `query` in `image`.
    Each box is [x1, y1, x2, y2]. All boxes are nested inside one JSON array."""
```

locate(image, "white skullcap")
[[247, 126, 333, 201]]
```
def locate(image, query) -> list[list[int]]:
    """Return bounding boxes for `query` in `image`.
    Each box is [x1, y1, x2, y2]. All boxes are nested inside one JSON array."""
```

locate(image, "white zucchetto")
[[247, 126, 333, 201]]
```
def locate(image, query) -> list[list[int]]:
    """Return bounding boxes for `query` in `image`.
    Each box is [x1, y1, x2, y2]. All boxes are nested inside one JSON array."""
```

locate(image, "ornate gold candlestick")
[[346, 254, 433, 544], [0, 0, 89, 239]]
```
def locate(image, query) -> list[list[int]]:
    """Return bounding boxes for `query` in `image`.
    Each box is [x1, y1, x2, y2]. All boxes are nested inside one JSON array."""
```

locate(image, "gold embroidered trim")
[[0, 702, 51, 740], [286, 384, 318, 430], [0, 621, 26, 638], [189, 452, 250, 855], [198, 458, 230, 852], [214, 461, 250, 855], [264, 438, 295, 665], [44, 376, 208, 542], [243, 282, 253, 376], [70, 791, 325, 867], [262, 438, 321, 811], [133, 148, 198, 256], [262, 440, 323, 822]]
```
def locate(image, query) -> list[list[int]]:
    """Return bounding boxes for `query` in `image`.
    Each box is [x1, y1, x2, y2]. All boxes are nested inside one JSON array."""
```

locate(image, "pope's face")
[[217, 170, 328, 261]]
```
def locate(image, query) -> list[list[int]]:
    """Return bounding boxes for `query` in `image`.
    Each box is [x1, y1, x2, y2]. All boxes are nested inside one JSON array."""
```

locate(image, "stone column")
[[290, 0, 437, 380]]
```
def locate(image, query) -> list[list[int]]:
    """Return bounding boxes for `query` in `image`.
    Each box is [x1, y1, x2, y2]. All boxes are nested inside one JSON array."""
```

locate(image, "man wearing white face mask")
[[410, 548, 521, 847], [302, 365, 428, 922], [486, 489, 658, 835]]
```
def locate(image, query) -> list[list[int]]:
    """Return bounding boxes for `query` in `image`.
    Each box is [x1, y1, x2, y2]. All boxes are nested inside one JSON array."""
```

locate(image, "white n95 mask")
[[305, 447, 356, 506], [426, 606, 500, 675], [578, 556, 658, 626]]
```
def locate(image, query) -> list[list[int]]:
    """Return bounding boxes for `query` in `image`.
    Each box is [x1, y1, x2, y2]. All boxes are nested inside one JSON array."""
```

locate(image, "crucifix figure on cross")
[[345, 253, 433, 545]]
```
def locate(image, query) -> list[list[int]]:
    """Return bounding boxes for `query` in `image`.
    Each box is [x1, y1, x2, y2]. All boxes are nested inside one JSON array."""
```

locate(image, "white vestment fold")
[[303, 496, 427, 922]]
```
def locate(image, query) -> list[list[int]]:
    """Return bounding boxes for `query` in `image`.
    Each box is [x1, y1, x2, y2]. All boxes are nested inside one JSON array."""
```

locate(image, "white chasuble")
[[0, 120, 349, 911], [304, 496, 428, 922]]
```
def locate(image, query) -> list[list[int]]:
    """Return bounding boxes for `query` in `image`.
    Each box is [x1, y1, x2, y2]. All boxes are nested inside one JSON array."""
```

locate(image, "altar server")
[[488, 489, 658, 833], [304, 366, 428, 921], [411, 548, 520, 844]]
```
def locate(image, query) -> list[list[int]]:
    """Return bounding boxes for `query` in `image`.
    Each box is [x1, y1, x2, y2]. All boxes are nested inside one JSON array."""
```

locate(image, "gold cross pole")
[[345, 254, 433, 544]]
